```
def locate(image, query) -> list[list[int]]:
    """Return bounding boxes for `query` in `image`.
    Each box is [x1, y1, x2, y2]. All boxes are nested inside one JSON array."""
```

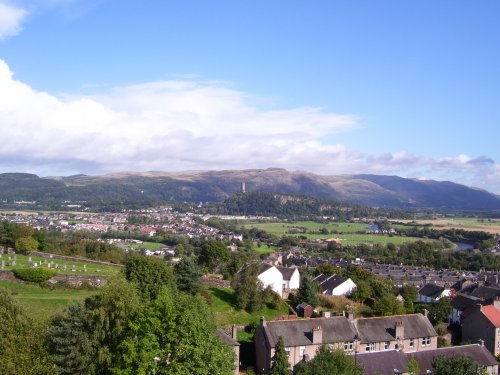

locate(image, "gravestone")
[[83, 264, 87, 272], [63, 263, 67, 271], [1, 260, 4, 269], [71, 265, 76, 272], [11, 260, 15, 266]]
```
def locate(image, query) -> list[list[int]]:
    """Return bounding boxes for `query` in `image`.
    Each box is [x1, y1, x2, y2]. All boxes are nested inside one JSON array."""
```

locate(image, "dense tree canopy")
[[270, 336, 292, 375], [293, 345, 363, 375], [431, 354, 481, 375]]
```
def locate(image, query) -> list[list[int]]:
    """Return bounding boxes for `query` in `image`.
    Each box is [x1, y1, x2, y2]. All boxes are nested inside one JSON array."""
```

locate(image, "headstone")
[[71, 265, 76, 272], [8, 256, 11, 261], [11, 260, 15, 266], [29, 261, 34, 268], [63, 263, 67, 271], [55, 263, 59, 269], [28, 257, 32, 262], [83, 264, 87, 272], [13, 255, 17, 260], [1, 260, 4, 269]]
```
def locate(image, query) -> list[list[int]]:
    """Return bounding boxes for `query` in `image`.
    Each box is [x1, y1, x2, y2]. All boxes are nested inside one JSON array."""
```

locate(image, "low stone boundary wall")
[[48, 273, 107, 287], [0, 270, 16, 281], [201, 276, 231, 288], [29, 251, 124, 267]]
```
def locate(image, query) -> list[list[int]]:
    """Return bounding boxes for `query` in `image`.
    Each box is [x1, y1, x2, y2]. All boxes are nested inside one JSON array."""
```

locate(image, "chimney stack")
[[395, 321, 404, 340], [479, 339, 485, 347], [261, 316, 267, 327], [232, 325, 238, 340], [422, 309, 429, 318], [312, 324, 323, 344], [494, 296, 500, 310]]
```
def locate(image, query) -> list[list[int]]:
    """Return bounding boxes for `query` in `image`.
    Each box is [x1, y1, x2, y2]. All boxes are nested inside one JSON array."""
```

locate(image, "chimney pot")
[[261, 316, 266, 327]]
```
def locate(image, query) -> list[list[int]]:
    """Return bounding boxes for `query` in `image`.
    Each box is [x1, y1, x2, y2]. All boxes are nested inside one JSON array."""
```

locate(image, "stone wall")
[[0, 270, 16, 281]]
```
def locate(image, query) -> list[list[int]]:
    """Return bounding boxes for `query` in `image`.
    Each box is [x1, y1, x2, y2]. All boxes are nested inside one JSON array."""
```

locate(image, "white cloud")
[[0, 2, 28, 40], [1, 59, 500, 193]]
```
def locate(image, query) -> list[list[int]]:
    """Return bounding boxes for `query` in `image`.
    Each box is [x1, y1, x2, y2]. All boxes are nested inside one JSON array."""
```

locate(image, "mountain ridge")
[[0, 169, 499, 211]]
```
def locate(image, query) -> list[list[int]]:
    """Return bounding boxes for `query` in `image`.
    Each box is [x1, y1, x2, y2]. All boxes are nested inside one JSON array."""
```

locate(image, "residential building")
[[313, 273, 357, 296], [254, 313, 437, 373], [416, 284, 450, 303], [462, 298, 500, 356], [257, 264, 300, 297]]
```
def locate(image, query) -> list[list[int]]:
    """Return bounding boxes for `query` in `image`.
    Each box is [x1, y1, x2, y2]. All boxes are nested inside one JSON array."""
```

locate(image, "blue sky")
[[0, 0, 499, 192]]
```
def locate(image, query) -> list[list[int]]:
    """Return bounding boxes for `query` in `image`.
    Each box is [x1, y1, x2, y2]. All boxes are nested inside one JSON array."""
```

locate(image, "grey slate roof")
[[263, 316, 357, 347], [451, 294, 480, 311], [356, 350, 408, 375], [315, 274, 349, 293], [355, 314, 437, 344], [277, 266, 297, 281], [357, 345, 497, 375], [216, 328, 239, 346], [418, 283, 444, 299], [410, 344, 498, 374]]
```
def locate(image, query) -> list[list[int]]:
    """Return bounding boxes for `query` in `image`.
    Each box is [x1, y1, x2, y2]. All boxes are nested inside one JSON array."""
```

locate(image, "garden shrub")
[[12, 268, 57, 283]]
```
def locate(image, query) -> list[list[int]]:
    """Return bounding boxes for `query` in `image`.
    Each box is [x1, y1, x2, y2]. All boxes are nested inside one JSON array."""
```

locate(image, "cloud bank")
[[0, 59, 499, 193], [0, 2, 27, 40]]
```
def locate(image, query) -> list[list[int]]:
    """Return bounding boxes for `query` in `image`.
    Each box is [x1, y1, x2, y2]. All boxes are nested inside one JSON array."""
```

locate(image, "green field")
[[244, 221, 420, 246], [0, 280, 98, 319], [1, 253, 122, 276], [207, 286, 289, 326], [253, 243, 279, 254], [117, 241, 166, 251]]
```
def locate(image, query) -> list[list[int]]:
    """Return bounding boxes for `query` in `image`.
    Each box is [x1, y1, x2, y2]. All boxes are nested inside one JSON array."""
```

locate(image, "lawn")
[[118, 241, 166, 251], [0, 253, 122, 276], [390, 217, 500, 234], [0, 280, 98, 320], [253, 243, 279, 254], [207, 286, 290, 327]]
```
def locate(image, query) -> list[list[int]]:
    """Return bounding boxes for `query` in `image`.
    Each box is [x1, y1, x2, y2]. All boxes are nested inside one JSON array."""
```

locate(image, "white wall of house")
[[258, 266, 284, 296], [288, 268, 300, 290], [329, 278, 357, 296]]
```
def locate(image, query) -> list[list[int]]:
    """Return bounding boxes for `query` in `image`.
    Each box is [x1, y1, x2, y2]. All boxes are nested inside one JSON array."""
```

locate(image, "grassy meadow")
[[390, 217, 500, 234], [0, 280, 98, 320], [207, 286, 289, 327], [244, 221, 421, 246]]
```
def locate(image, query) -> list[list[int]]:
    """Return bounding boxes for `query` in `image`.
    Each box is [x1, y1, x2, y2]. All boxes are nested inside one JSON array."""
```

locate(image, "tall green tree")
[[124, 254, 176, 300], [295, 276, 319, 307], [293, 345, 363, 375], [233, 263, 264, 312], [428, 298, 452, 324], [197, 240, 230, 273], [115, 287, 235, 375], [47, 278, 141, 375], [270, 336, 291, 375], [174, 257, 203, 295], [372, 294, 405, 316], [407, 356, 420, 375], [0, 290, 52, 375], [431, 354, 480, 375]]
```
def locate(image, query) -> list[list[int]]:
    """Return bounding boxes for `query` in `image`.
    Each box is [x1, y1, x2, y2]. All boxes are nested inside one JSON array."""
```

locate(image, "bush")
[[12, 268, 57, 283]]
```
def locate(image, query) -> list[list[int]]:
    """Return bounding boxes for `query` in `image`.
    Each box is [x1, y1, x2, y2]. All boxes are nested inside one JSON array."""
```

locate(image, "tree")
[[428, 298, 452, 324], [0, 290, 51, 375], [197, 240, 230, 273], [124, 254, 176, 300], [407, 355, 420, 375], [295, 276, 319, 307], [431, 354, 480, 375], [372, 294, 405, 316], [173, 257, 202, 295], [233, 263, 264, 312], [293, 345, 363, 375], [350, 280, 372, 303], [15, 236, 39, 254], [270, 336, 291, 375], [115, 287, 235, 375], [47, 278, 140, 375]]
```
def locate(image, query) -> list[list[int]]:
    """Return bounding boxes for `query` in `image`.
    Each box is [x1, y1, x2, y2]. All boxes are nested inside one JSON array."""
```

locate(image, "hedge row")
[[12, 268, 57, 283]]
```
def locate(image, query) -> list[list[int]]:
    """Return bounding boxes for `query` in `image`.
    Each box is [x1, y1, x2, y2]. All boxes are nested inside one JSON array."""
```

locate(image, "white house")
[[277, 266, 300, 291], [258, 264, 285, 297], [417, 284, 451, 303], [313, 274, 357, 296]]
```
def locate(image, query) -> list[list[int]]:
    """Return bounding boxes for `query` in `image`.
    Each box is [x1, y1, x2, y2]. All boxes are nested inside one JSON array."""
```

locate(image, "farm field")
[[1, 253, 122, 276], [117, 241, 166, 251], [0, 280, 98, 319], [207, 286, 289, 327], [390, 217, 500, 234], [244, 221, 421, 246]]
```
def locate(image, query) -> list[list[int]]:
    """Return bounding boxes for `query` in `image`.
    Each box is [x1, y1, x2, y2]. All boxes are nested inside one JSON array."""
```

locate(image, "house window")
[[384, 341, 390, 350], [299, 346, 306, 356], [421, 337, 431, 347], [344, 341, 354, 352], [285, 347, 291, 357], [366, 343, 375, 352], [409, 338, 414, 348]]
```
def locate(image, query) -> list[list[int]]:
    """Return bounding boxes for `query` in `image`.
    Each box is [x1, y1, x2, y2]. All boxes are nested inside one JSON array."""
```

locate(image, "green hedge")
[[12, 268, 57, 283]]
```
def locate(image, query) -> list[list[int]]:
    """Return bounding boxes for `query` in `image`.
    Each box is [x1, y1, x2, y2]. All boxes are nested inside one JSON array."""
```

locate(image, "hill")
[[0, 169, 499, 211]]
